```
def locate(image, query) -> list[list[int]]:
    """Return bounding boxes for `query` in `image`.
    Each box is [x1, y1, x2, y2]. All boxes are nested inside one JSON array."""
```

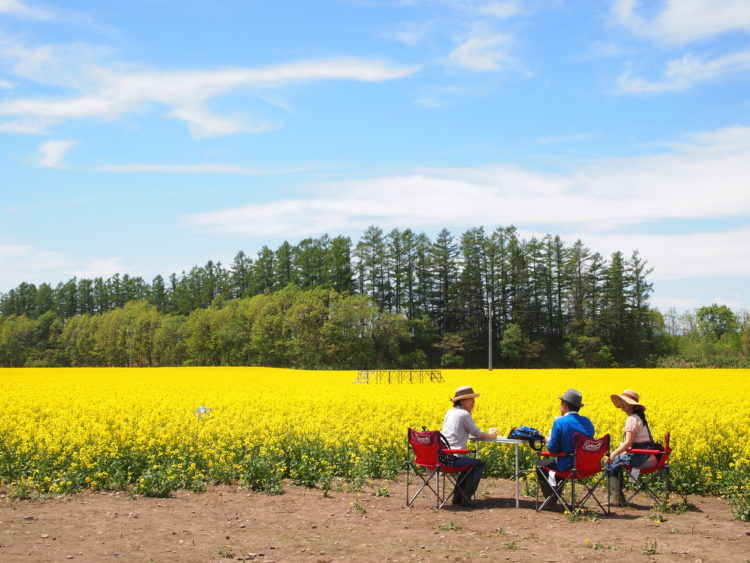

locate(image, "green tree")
[[430, 228, 459, 336], [321, 294, 376, 368], [696, 304, 738, 340], [499, 323, 526, 366], [0, 314, 35, 366]]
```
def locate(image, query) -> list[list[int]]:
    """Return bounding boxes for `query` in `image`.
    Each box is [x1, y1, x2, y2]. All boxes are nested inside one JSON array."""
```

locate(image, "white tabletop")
[[470, 436, 526, 444]]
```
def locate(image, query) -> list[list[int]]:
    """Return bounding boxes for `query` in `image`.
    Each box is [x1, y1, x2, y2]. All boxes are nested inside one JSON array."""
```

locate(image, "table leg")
[[514, 443, 520, 508]]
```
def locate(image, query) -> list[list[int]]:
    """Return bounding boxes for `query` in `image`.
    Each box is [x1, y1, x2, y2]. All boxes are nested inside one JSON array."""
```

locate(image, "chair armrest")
[[540, 451, 567, 457], [627, 448, 661, 454], [442, 448, 470, 455]]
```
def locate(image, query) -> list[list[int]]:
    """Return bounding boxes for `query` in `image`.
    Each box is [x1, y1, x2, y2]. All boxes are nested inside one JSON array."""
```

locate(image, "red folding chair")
[[537, 432, 611, 515], [406, 428, 472, 509], [621, 432, 672, 505]]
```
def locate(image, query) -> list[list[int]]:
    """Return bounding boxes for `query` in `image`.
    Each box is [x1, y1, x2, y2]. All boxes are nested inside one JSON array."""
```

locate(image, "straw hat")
[[450, 385, 480, 403], [611, 389, 645, 411]]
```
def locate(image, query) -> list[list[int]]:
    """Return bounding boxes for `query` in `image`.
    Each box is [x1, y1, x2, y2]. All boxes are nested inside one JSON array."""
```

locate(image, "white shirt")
[[623, 413, 650, 443], [441, 406, 482, 450]]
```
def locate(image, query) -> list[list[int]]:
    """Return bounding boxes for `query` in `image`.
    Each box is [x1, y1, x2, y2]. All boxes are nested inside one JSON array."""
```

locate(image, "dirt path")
[[1, 478, 748, 562]]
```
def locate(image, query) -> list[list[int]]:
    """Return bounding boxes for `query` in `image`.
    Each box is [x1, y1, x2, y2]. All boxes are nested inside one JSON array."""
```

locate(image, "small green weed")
[[318, 472, 333, 497], [503, 541, 518, 550], [565, 508, 600, 522], [349, 500, 366, 514], [648, 510, 667, 523], [373, 484, 389, 497], [641, 540, 658, 555], [584, 538, 615, 550], [346, 475, 365, 493], [436, 520, 460, 531], [653, 496, 691, 514], [8, 479, 34, 500], [493, 527, 506, 536]]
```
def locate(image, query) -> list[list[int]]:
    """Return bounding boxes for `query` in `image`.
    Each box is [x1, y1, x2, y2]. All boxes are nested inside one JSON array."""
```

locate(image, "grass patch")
[[641, 540, 658, 555]]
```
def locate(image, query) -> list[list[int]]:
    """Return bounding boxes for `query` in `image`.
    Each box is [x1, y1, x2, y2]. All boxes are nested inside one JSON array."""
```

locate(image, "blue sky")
[[1, 0, 749, 313]]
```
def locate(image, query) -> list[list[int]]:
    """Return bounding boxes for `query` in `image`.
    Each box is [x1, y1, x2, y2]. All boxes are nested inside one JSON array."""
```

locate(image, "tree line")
[[1, 224, 743, 369]]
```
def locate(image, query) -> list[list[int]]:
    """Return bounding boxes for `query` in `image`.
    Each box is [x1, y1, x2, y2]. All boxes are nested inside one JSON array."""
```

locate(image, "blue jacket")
[[546, 412, 595, 472]]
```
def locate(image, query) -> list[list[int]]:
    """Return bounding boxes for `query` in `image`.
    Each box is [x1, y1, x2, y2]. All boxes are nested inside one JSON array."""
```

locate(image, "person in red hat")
[[441, 385, 498, 507]]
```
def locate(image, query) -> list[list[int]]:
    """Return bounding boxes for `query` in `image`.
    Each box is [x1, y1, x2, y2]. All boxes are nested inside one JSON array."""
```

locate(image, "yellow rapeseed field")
[[0, 368, 748, 503]]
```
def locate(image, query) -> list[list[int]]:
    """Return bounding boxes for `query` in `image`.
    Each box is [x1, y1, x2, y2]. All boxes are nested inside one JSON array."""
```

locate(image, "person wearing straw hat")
[[605, 389, 658, 505], [535, 388, 595, 510], [441, 385, 498, 507]]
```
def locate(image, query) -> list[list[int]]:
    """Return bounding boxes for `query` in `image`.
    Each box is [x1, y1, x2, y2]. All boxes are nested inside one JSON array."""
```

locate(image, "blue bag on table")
[[508, 426, 545, 451]]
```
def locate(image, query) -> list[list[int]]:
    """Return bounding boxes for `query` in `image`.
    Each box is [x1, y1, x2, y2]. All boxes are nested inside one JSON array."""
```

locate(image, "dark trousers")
[[536, 457, 561, 500], [452, 457, 484, 504]]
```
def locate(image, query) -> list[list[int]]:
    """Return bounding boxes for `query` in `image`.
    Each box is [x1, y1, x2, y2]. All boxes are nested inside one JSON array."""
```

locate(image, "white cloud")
[[440, 0, 522, 19], [0, 239, 73, 289], [649, 295, 704, 312], [383, 22, 435, 45], [0, 237, 129, 289], [557, 228, 750, 281], [448, 33, 514, 71], [70, 257, 127, 281], [97, 163, 318, 175], [617, 49, 750, 93], [0, 39, 419, 138], [475, 1, 522, 18], [612, 0, 750, 45], [36, 139, 77, 168], [0, 116, 52, 133], [0, 0, 51, 19], [184, 125, 750, 282]]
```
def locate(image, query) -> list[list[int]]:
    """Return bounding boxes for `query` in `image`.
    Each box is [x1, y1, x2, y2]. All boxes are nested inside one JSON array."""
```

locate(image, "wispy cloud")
[[536, 132, 600, 145], [36, 139, 77, 168], [383, 21, 436, 45], [440, 0, 522, 19], [184, 125, 750, 280], [97, 163, 320, 175], [0, 234, 130, 288], [611, 0, 750, 45], [0, 36, 420, 138], [448, 33, 513, 71], [617, 49, 750, 93], [569, 227, 750, 281], [0, 117, 52, 133], [0, 0, 52, 20], [0, 238, 72, 288]]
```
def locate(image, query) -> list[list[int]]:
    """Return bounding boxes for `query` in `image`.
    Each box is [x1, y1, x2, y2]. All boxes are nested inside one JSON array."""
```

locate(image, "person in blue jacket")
[[536, 388, 595, 509]]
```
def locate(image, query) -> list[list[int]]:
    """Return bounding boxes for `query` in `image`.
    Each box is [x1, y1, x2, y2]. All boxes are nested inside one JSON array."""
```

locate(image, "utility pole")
[[488, 297, 493, 371]]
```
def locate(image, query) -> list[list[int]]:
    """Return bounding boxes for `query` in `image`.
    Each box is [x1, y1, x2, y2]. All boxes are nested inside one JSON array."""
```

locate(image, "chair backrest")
[[572, 432, 609, 479], [408, 428, 440, 469]]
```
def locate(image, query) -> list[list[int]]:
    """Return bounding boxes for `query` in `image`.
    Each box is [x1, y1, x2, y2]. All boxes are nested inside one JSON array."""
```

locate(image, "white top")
[[623, 414, 658, 469], [441, 406, 481, 450], [623, 413, 650, 443]]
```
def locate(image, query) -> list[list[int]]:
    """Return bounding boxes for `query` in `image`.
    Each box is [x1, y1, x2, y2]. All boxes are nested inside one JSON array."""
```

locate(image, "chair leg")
[[537, 477, 569, 512]]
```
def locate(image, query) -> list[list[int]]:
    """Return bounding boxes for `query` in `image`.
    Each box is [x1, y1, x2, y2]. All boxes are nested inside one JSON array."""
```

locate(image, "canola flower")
[[0, 367, 748, 504]]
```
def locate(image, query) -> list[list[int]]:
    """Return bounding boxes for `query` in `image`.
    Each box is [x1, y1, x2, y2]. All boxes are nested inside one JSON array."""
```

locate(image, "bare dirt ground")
[[1, 477, 748, 562]]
